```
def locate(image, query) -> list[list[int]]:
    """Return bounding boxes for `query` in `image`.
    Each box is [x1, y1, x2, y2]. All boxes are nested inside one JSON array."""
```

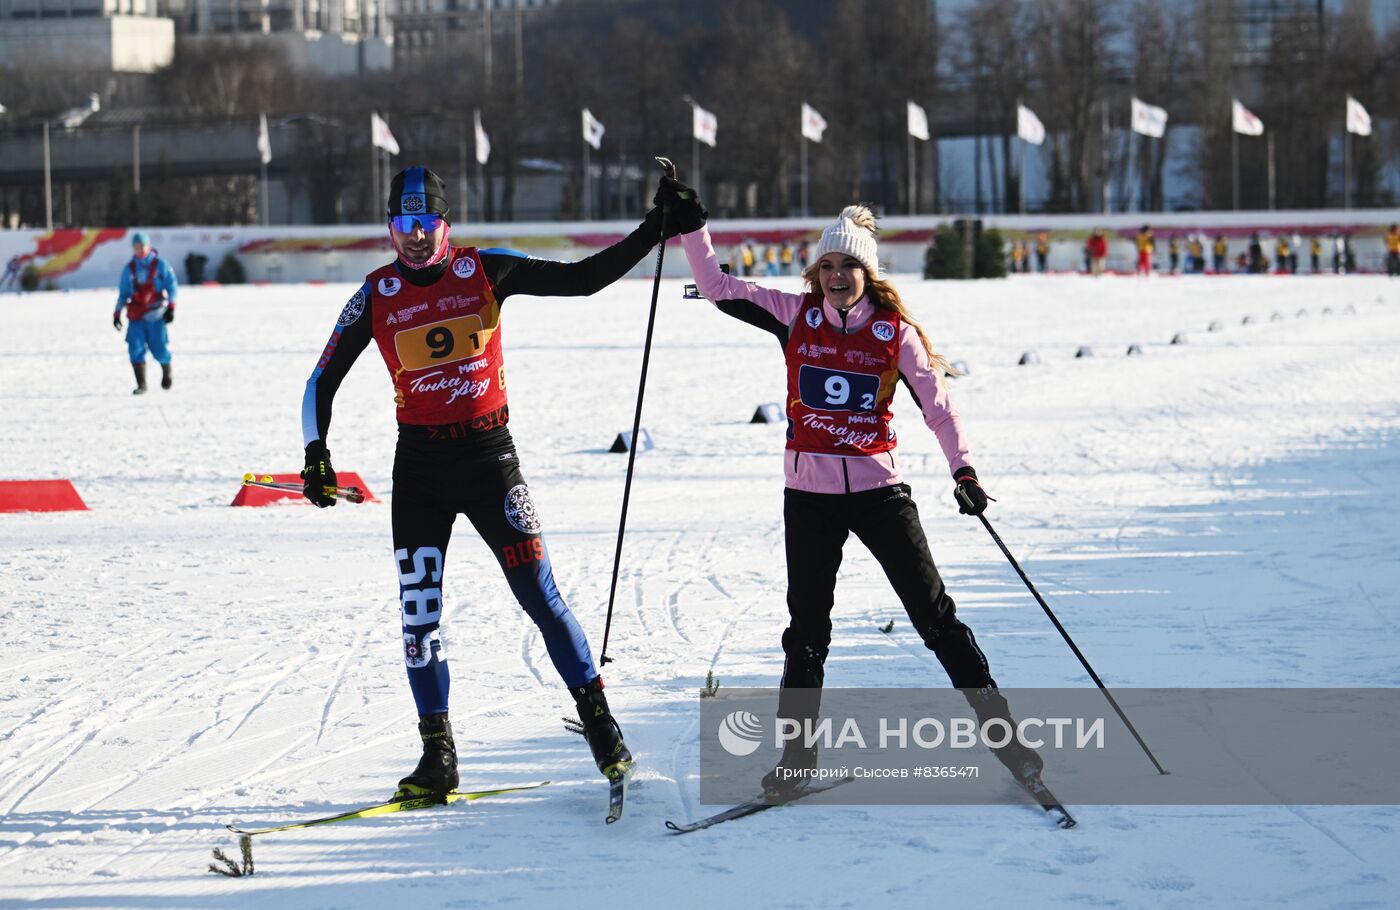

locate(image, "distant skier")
[[1135, 225, 1154, 276], [1248, 233, 1266, 274], [668, 180, 1045, 798], [1085, 229, 1108, 276], [1212, 234, 1228, 273], [298, 166, 705, 802], [1, 255, 22, 291], [1386, 224, 1399, 277], [113, 231, 177, 395]]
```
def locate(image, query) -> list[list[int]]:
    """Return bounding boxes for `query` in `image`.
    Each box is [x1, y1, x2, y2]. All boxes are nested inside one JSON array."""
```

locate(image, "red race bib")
[[368, 249, 509, 426], [784, 292, 900, 456]]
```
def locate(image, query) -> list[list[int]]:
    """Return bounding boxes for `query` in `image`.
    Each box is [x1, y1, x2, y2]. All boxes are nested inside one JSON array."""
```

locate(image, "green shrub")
[[215, 253, 247, 284], [975, 228, 1009, 279], [923, 225, 968, 279]]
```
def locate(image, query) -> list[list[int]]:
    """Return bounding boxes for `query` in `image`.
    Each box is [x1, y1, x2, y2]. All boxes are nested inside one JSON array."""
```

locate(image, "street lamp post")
[[681, 95, 700, 196], [43, 121, 53, 232]]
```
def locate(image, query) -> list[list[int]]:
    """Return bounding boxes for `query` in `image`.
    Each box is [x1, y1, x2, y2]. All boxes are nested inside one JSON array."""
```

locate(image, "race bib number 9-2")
[[394, 315, 486, 371], [797, 365, 881, 413]]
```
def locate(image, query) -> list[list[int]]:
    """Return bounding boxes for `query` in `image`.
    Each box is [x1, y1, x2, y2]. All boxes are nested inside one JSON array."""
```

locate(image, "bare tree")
[[159, 39, 294, 119], [961, 0, 1032, 213], [1029, 0, 1122, 213], [1323, 2, 1385, 207], [1129, 0, 1188, 212]]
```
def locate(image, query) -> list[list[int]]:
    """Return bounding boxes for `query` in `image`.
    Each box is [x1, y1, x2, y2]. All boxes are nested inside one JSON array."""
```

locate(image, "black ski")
[[564, 717, 634, 824], [606, 762, 633, 824], [1020, 777, 1077, 829], [664, 776, 854, 834]]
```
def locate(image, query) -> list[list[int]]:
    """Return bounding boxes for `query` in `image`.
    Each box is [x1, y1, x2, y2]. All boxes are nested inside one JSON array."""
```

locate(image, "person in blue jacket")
[[113, 232, 178, 395]]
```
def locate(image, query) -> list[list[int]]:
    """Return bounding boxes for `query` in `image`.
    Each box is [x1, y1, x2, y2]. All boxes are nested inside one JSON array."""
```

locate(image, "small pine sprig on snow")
[[699, 670, 720, 698], [209, 835, 255, 877]]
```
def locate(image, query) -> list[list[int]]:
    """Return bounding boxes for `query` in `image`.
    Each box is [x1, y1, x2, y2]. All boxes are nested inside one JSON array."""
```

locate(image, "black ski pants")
[[392, 427, 596, 717], [778, 483, 1041, 777]]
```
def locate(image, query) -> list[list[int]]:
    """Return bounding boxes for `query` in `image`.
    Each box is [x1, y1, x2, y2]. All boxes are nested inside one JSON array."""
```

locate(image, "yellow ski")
[[225, 781, 551, 836]]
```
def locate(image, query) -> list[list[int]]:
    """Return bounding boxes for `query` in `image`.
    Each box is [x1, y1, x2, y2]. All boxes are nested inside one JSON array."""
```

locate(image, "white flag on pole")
[[692, 103, 717, 148], [582, 108, 605, 150], [1130, 97, 1168, 138], [1016, 104, 1045, 145], [907, 100, 929, 141], [370, 112, 400, 155], [1231, 99, 1263, 136], [474, 109, 490, 165], [257, 113, 272, 164], [1346, 95, 1372, 136], [801, 103, 827, 143]]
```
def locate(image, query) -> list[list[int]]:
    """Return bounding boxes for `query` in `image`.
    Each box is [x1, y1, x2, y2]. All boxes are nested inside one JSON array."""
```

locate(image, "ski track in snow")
[[0, 274, 1398, 907]]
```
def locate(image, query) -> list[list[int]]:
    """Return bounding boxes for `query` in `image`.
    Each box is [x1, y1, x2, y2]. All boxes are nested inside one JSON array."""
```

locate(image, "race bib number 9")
[[394, 315, 486, 371], [797, 365, 881, 413]]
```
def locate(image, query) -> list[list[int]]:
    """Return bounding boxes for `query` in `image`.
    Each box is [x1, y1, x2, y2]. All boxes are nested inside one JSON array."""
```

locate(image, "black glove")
[[953, 466, 988, 516], [163, 307, 175, 325], [112, 312, 122, 331], [647, 175, 708, 239], [302, 440, 338, 508]]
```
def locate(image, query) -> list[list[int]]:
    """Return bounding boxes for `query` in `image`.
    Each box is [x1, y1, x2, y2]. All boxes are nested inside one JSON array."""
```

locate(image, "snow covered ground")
[[2, 271, 1398, 908]]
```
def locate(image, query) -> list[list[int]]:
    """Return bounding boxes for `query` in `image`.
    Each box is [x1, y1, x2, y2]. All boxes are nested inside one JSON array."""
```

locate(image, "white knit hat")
[[814, 204, 881, 279]]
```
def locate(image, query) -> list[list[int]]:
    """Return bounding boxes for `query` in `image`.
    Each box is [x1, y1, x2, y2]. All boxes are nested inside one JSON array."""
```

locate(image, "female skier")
[[664, 182, 1043, 796], [301, 167, 706, 801]]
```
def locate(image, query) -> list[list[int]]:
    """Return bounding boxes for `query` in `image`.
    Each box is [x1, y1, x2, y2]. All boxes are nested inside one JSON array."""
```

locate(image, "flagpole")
[[583, 138, 591, 220], [370, 122, 379, 222], [1344, 117, 1352, 210], [1231, 125, 1239, 212], [459, 123, 468, 219], [1100, 100, 1110, 214], [1018, 107, 1028, 217], [908, 131, 917, 215], [1126, 105, 1136, 212], [801, 138, 808, 218], [477, 155, 485, 223], [1267, 132, 1275, 211], [43, 120, 53, 232], [261, 157, 269, 226]]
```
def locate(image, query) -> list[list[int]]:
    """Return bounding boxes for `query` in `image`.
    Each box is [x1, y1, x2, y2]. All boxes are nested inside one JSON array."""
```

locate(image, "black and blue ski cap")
[[387, 167, 450, 219]]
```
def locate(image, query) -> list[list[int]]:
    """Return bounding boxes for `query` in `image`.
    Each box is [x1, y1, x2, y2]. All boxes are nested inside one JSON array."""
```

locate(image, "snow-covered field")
[[2, 271, 1398, 908]]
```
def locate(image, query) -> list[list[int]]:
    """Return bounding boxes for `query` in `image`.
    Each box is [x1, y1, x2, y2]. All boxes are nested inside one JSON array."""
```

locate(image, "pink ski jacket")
[[680, 226, 972, 494]]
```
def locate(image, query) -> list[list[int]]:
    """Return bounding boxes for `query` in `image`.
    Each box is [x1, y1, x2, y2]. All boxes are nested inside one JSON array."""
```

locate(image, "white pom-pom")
[[839, 204, 878, 235]]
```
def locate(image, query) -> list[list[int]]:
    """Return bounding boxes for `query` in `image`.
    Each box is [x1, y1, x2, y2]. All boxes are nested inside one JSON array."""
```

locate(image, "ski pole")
[[242, 473, 367, 504], [957, 487, 1168, 775], [598, 156, 686, 666]]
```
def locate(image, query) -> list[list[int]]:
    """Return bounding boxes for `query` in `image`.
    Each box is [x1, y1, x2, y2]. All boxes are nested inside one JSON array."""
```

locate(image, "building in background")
[[0, 0, 175, 73], [391, 0, 556, 66], [162, 0, 392, 76], [0, 0, 392, 76]]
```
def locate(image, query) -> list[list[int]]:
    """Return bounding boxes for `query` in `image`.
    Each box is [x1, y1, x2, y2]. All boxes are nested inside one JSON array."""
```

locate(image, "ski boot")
[[391, 713, 458, 802], [571, 678, 632, 780], [131, 362, 147, 396], [762, 738, 818, 799], [965, 686, 1044, 786], [160, 362, 172, 390]]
